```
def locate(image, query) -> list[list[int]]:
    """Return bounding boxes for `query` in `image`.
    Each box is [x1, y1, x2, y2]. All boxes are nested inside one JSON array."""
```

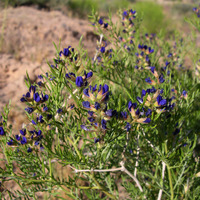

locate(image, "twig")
[[142, 131, 161, 155], [134, 134, 140, 177], [43, 159, 59, 165], [69, 161, 143, 192], [67, 89, 78, 101], [93, 34, 104, 62], [122, 132, 129, 161], [157, 161, 166, 200]]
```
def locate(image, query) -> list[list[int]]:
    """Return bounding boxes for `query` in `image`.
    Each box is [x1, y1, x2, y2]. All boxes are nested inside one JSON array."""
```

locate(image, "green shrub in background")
[[134, 1, 168, 34], [0, 0, 49, 8]]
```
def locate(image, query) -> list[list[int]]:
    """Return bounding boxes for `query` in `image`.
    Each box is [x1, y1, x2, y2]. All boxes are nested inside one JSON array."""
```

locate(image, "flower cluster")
[[118, 9, 137, 51], [20, 85, 49, 104], [66, 71, 93, 87], [81, 84, 111, 137], [59, 46, 76, 62], [7, 128, 44, 153], [135, 44, 154, 68], [98, 18, 108, 29]]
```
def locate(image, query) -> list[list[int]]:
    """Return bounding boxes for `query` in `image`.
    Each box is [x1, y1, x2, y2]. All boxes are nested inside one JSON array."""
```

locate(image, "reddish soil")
[[0, 6, 98, 113]]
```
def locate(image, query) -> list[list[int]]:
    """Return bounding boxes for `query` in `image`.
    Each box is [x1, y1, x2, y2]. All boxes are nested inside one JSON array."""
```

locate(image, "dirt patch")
[[0, 6, 98, 113]]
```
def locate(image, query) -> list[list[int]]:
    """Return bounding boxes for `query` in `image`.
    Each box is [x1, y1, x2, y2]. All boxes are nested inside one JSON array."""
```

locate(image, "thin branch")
[[69, 161, 143, 192], [157, 161, 166, 200], [122, 132, 129, 161], [93, 34, 104, 62], [67, 89, 78, 101], [134, 134, 140, 177], [142, 131, 161, 155]]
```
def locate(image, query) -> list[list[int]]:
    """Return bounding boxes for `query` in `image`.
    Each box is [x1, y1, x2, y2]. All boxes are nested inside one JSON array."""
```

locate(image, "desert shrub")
[[0, 5, 200, 200], [134, 1, 168, 34]]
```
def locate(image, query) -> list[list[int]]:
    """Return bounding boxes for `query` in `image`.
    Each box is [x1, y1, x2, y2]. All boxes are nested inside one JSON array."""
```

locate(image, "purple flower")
[[193, 7, 197, 12], [88, 111, 94, 116], [168, 53, 172, 58], [70, 104, 75, 109], [102, 84, 109, 94], [27, 147, 32, 153], [41, 94, 49, 102], [25, 107, 34, 114], [20, 129, 26, 136], [146, 109, 152, 116], [20, 97, 27, 102], [137, 97, 143, 104], [98, 18, 103, 25], [38, 75, 43, 79], [0, 127, 5, 135], [80, 125, 90, 131], [150, 87, 156, 93], [105, 109, 116, 117], [35, 141, 40, 146], [88, 117, 95, 122], [159, 75, 165, 83], [33, 93, 41, 103], [150, 67, 155, 74], [135, 108, 140, 116], [182, 90, 187, 97], [121, 112, 127, 119], [47, 114, 52, 120], [165, 61, 170, 66], [104, 23, 108, 28], [130, 9, 136, 15], [157, 95, 167, 106], [83, 88, 89, 97], [128, 101, 137, 111], [29, 85, 36, 94], [7, 139, 14, 146], [21, 137, 27, 145], [100, 47, 105, 53], [143, 118, 151, 123], [82, 101, 90, 108], [141, 89, 146, 98], [86, 72, 93, 79], [66, 72, 75, 79], [32, 120, 37, 125], [94, 138, 100, 143], [57, 108, 63, 113], [42, 106, 48, 112], [148, 47, 154, 54], [76, 76, 84, 87], [15, 135, 21, 141], [36, 130, 42, 136], [145, 77, 152, 83], [125, 123, 131, 131], [123, 11, 128, 17], [37, 115, 44, 123], [94, 102, 101, 110], [101, 119, 107, 129]]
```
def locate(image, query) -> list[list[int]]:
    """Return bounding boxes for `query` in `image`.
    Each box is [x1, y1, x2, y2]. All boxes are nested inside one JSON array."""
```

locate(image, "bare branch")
[[93, 34, 104, 62], [69, 161, 143, 192], [157, 161, 166, 200], [134, 134, 140, 177]]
